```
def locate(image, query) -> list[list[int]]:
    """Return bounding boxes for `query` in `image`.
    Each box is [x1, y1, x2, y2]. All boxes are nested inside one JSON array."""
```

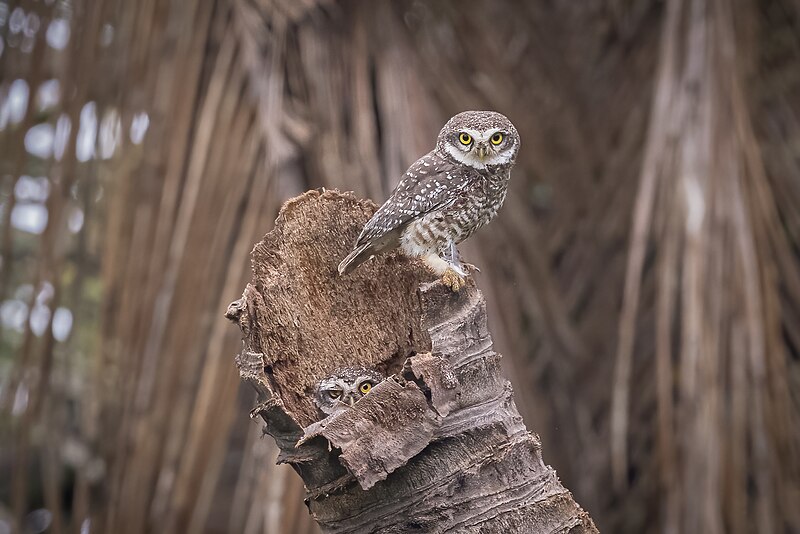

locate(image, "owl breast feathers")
[[338, 110, 520, 288]]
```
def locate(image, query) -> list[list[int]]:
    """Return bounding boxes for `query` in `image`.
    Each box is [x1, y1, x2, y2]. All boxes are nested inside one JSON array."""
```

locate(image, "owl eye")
[[359, 382, 373, 394], [328, 390, 342, 399], [458, 133, 473, 145], [490, 132, 504, 145]]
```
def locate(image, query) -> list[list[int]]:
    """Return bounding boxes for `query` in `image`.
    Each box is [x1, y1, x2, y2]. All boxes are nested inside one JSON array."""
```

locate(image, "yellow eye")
[[458, 133, 473, 145], [328, 390, 341, 399], [490, 133, 504, 145], [359, 382, 373, 394]]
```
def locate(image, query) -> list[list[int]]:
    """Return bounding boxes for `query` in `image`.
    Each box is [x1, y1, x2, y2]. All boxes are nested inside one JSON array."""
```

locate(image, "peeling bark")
[[226, 189, 597, 533]]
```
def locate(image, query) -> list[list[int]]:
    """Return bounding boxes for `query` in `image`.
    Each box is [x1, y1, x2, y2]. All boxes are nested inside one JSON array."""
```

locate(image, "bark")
[[225, 189, 597, 533]]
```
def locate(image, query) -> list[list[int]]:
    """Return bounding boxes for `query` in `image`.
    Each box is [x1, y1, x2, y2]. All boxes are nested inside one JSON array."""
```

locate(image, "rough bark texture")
[[226, 189, 597, 533]]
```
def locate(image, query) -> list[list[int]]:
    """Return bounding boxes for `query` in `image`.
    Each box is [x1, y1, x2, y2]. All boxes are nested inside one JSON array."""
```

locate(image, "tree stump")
[[225, 189, 598, 533]]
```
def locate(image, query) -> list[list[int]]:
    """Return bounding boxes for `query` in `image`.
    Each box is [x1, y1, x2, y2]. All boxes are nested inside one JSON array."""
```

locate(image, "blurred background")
[[1, 0, 799, 533]]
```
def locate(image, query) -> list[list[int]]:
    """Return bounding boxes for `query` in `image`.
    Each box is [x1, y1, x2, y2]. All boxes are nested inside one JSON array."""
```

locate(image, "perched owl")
[[313, 367, 384, 416], [338, 110, 520, 290]]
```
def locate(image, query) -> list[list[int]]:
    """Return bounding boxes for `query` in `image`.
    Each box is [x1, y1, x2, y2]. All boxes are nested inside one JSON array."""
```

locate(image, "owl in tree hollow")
[[313, 367, 384, 416], [338, 110, 520, 290]]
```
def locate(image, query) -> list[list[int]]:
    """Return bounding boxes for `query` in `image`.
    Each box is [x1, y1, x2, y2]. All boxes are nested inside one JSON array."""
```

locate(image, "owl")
[[313, 367, 384, 416], [338, 110, 520, 290]]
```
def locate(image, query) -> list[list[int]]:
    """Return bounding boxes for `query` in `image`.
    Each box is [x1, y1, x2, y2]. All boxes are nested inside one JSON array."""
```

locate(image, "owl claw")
[[463, 262, 480, 273], [441, 268, 466, 292], [443, 243, 479, 275], [449, 262, 468, 277]]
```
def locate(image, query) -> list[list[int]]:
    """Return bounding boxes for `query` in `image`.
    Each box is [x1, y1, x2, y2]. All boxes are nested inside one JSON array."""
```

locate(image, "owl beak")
[[348, 396, 355, 407], [476, 144, 488, 160]]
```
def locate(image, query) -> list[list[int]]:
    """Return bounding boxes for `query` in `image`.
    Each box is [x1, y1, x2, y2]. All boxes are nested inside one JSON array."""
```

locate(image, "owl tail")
[[337, 243, 374, 275]]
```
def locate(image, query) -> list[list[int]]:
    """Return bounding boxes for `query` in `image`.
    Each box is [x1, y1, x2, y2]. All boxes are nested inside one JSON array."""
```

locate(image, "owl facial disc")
[[438, 111, 519, 170], [313, 367, 384, 416]]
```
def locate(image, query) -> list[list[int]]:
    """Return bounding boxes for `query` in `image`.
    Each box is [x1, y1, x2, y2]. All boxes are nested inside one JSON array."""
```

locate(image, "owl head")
[[313, 367, 384, 415], [436, 110, 520, 171]]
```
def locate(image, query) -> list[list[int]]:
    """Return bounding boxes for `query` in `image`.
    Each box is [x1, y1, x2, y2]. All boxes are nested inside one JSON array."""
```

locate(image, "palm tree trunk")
[[226, 190, 598, 533]]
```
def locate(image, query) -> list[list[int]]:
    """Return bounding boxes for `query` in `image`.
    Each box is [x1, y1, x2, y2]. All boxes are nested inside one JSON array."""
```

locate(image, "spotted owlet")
[[337, 110, 520, 290], [313, 367, 384, 416]]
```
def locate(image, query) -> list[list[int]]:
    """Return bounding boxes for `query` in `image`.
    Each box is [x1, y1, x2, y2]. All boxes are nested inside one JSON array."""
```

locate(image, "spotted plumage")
[[338, 111, 520, 289]]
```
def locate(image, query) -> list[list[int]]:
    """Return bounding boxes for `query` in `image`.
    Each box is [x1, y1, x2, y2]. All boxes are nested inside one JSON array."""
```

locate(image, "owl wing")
[[338, 152, 473, 275], [356, 152, 470, 247]]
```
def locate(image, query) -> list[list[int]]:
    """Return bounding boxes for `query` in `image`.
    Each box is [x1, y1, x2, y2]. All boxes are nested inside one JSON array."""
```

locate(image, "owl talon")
[[450, 262, 468, 277], [463, 262, 480, 273], [441, 268, 466, 292], [443, 243, 467, 276]]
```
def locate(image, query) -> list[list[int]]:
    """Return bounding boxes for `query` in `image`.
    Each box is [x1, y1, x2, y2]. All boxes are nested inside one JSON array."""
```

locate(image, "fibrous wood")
[[226, 190, 597, 533]]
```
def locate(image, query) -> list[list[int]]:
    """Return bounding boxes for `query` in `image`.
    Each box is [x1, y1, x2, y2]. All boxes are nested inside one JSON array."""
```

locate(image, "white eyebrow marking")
[[483, 128, 501, 137], [460, 127, 502, 142]]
